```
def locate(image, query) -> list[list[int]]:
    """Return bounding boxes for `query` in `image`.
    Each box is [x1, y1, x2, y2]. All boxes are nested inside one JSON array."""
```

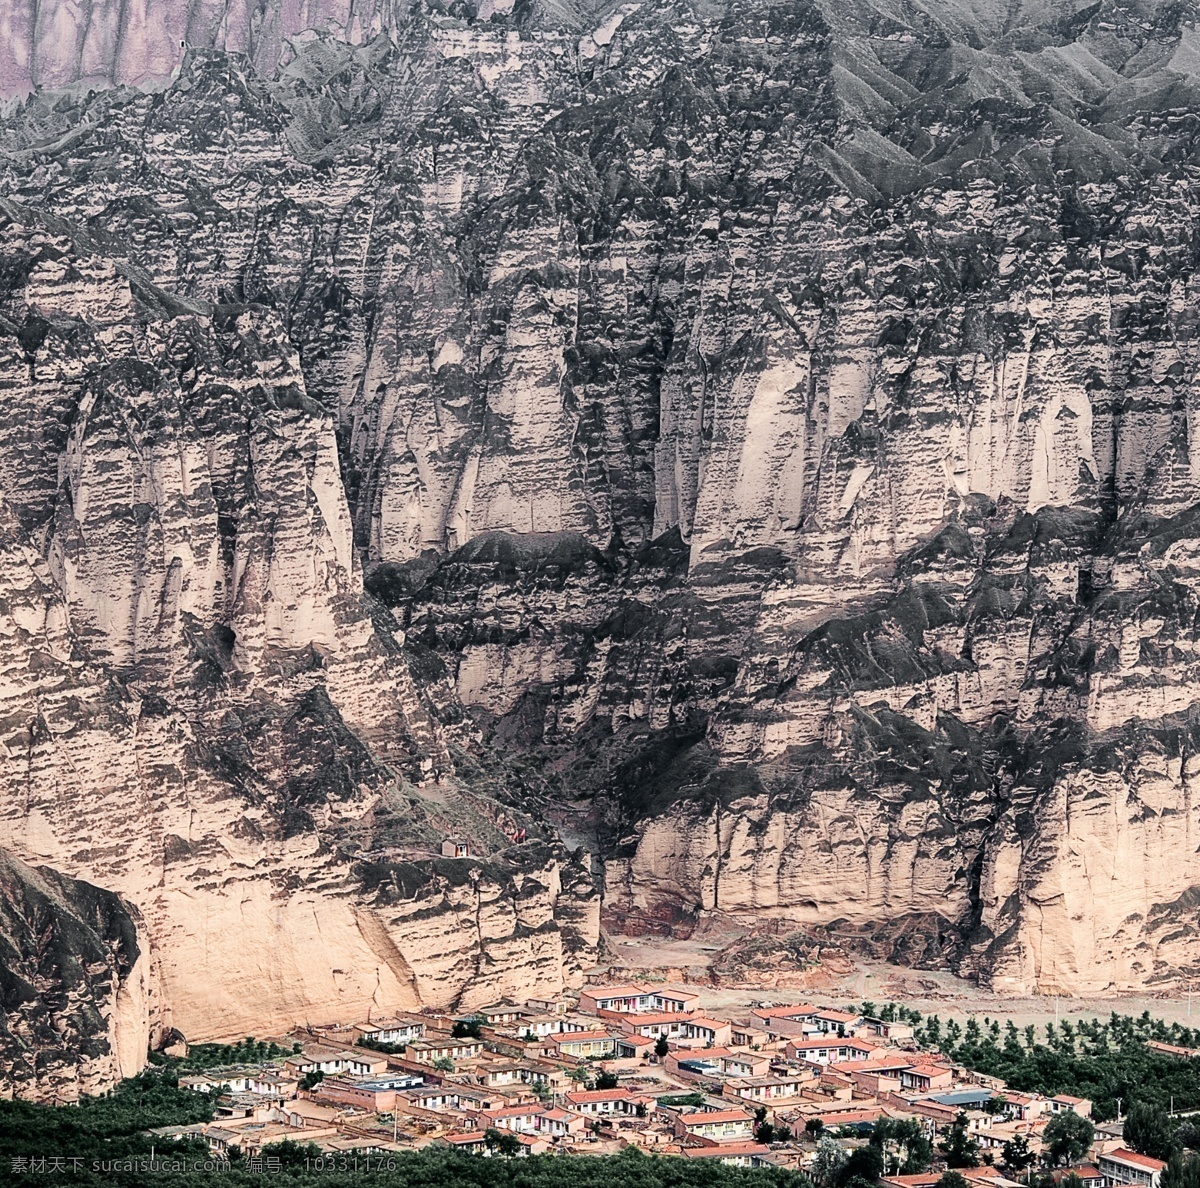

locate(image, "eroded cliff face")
[[0, 204, 598, 1041], [0, 846, 158, 1101], [0, 0, 1198, 1010]]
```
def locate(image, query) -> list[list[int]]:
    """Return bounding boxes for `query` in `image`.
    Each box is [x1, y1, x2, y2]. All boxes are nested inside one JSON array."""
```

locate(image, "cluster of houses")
[[151, 987, 1170, 1183]]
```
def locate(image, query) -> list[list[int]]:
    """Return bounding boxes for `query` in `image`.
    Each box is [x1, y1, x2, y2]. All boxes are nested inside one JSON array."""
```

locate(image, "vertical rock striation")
[[0, 0, 1199, 1024], [0, 202, 598, 1042]]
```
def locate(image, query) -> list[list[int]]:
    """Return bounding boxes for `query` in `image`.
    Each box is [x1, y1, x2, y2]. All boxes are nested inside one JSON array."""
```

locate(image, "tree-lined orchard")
[[881, 1004, 1200, 1187], [860, 1005, 1200, 1122]]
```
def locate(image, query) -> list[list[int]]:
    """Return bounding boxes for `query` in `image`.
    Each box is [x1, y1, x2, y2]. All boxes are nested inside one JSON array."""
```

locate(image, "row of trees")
[[913, 1011, 1200, 1057], [3, 1139, 815, 1187], [147, 1036, 292, 1071], [909, 1012, 1200, 1121], [0, 1069, 217, 1169], [899, 1004, 1200, 1188], [858, 1004, 924, 1027]]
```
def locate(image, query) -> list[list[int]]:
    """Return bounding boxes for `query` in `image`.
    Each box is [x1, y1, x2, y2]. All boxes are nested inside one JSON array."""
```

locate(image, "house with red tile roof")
[[1098, 1149, 1166, 1188], [725, 1072, 815, 1105], [442, 1133, 487, 1153], [899, 1063, 954, 1092], [786, 1036, 878, 1065], [813, 1008, 863, 1034], [682, 1142, 773, 1166], [672, 1108, 756, 1142]]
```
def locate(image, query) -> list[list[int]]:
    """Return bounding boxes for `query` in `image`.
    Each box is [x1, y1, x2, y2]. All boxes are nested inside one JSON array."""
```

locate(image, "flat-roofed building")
[[564, 1088, 651, 1116], [549, 1029, 617, 1059], [356, 1015, 426, 1046], [407, 1037, 484, 1064]]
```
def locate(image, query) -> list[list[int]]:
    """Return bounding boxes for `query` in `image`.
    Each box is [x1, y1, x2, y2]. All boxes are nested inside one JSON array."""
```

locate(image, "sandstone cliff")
[[0, 202, 598, 1042], [0, 0, 1198, 1019]]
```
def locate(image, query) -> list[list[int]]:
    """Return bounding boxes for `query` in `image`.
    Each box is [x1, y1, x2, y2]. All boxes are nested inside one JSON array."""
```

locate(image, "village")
[[146, 980, 1174, 1187]]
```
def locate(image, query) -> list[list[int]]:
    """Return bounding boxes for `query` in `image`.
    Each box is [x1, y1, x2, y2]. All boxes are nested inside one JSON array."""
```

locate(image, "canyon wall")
[[0, 202, 599, 1044], [0, 0, 1198, 1028]]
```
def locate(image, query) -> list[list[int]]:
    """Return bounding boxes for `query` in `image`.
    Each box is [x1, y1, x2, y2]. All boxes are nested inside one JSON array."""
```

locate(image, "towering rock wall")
[[0, 0, 1198, 1017], [0, 203, 598, 1042]]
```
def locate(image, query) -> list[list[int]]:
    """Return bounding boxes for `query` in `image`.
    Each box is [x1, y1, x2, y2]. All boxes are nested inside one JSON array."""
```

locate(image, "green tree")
[[1163, 1153, 1200, 1188], [1060, 1022, 1076, 1053], [298, 1069, 324, 1091], [838, 1145, 884, 1186], [813, 1134, 848, 1185], [595, 1071, 619, 1090], [1174, 1121, 1200, 1151], [260, 1139, 324, 1168], [1002, 1133, 1036, 1176], [807, 1118, 826, 1138], [432, 1056, 455, 1072], [1003, 1024, 1024, 1061], [1125, 1102, 1177, 1160], [872, 1117, 933, 1174], [940, 1113, 981, 1169], [1044, 1111, 1095, 1166], [655, 1034, 670, 1059], [938, 1173, 971, 1188], [483, 1127, 521, 1156]]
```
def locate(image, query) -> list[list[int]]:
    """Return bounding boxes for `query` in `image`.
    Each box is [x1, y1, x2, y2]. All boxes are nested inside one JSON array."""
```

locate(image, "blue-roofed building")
[[929, 1088, 994, 1108]]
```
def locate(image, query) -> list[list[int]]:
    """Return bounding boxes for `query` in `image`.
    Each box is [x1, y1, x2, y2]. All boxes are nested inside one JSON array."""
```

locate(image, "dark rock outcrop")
[[0, 847, 157, 1101]]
